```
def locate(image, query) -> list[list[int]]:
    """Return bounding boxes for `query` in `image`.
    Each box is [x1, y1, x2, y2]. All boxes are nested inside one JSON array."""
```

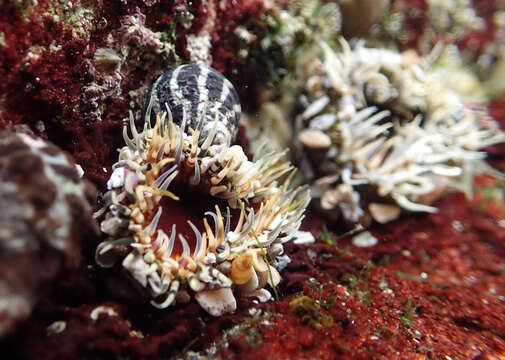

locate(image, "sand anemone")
[[94, 70, 309, 315], [295, 39, 505, 224]]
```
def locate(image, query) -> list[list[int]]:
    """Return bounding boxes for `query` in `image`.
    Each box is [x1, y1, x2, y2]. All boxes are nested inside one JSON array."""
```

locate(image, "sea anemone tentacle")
[[95, 65, 310, 316]]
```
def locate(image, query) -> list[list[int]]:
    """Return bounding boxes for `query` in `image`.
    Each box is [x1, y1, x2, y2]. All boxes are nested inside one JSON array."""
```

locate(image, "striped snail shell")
[[144, 64, 241, 145]]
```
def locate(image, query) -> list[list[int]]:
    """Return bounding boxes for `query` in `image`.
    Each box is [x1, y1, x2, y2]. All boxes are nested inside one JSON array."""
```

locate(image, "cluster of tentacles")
[[94, 105, 310, 315], [295, 39, 505, 224]]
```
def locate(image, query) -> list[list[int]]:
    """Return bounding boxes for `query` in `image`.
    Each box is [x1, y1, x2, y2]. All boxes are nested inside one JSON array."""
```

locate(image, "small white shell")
[[351, 231, 378, 248], [298, 129, 331, 148], [292, 230, 316, 245], [195, 288, 237, 317], [107, 167, 126, 190], [248, 288, 272, 303], [46, 321, 66, 335], [90, 305, 119, 321], [267, 267, 282, 287], [368, 203, 401, 224]]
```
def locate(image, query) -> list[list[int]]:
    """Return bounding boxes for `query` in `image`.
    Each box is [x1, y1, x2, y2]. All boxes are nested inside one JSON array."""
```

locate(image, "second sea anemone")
[[295, 40, 505, 224]]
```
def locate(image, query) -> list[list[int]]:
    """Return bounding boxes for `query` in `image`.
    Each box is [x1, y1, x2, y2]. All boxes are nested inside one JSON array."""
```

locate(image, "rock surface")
[[0, 131, 98, 337]]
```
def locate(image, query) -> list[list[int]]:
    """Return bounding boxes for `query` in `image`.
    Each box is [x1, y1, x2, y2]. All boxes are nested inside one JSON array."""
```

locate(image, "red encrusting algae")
[[0, 0, 267, 188], [388, 0, 499, 59], [1, 190, 504, 359], [215, 192, 505, 359], [0, 0, 124, 187], [2, 1, 505, 359]]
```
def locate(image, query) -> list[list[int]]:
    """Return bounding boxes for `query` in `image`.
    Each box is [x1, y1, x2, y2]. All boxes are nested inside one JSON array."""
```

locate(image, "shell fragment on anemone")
[[95, 66, 310, 315], [295, 39, 505, 224]]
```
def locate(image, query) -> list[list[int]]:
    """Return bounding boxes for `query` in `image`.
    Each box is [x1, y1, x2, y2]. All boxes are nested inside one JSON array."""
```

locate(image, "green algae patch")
[[289, 295, 334, 330]]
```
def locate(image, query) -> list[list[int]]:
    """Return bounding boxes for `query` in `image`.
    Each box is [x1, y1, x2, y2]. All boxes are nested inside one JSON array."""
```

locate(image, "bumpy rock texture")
[[1, 0, 505, 359], [0, 130, 98, 337]]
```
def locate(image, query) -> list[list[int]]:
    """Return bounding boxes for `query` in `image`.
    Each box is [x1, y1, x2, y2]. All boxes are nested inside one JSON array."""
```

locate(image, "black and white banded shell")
[[144, 64, 241, 145]]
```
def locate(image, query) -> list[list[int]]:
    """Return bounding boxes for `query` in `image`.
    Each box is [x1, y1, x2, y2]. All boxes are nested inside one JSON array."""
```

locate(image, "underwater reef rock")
[[375, 0, 505, 88], [0, 130, 98, 337], [340, 0, 390, 38], [2, 1, 505, 359], [3, 190, 505, 359], [378, 0, 497, 54], [207, 192, 505, 359], [0, 0, 276, 188]]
